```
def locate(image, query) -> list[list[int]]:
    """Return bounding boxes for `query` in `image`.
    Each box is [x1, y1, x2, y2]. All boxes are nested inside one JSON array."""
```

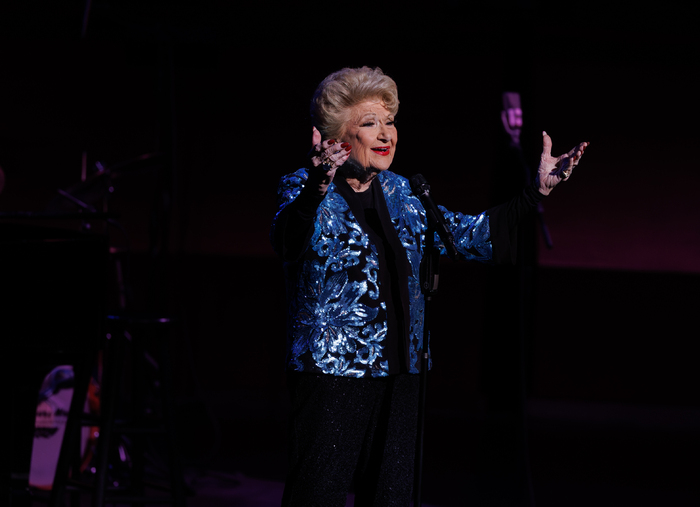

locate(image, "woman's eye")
[[361, 121, 375, 127]]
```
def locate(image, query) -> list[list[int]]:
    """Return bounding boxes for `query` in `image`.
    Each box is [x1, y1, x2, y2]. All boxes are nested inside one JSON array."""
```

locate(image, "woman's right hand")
[[307, 126, 351, 195]]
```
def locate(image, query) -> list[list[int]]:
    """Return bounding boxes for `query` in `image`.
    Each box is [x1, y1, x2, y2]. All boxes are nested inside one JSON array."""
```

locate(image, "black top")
[[334, 177, 409, 373]]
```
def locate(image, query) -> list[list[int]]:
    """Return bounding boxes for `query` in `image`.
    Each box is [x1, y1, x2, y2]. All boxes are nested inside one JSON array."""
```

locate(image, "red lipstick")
[[371, 146, 391, 156]]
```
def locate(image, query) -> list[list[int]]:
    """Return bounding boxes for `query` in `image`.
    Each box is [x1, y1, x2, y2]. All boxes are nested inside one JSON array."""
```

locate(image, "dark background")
[[3, 1, 699, 505]]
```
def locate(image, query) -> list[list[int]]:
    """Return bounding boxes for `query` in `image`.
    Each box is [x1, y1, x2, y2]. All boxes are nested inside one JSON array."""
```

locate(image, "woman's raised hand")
[[307, 126, 351, 195], [536, 131, 589, 195]]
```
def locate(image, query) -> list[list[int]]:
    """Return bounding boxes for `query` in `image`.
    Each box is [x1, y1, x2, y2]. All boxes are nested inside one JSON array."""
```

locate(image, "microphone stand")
[[413, 221, 441, 507]]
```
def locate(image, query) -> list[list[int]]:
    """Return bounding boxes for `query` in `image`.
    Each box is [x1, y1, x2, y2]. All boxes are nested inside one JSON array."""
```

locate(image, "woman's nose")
[[378, 123, 392, 141]]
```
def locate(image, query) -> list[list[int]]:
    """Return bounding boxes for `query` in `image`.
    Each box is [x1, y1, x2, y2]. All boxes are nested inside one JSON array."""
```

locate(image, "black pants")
[[281, 373, 419, 507]]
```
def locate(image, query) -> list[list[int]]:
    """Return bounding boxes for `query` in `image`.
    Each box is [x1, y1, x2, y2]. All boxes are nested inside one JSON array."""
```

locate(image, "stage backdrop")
[[1, 2, 698, 484]]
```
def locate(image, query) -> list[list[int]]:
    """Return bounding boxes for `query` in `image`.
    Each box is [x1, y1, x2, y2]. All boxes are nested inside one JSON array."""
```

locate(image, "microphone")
[[409, 174, 459, 260]]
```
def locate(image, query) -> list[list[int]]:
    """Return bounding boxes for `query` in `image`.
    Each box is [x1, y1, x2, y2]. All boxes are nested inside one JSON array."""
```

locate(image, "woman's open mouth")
[[371, 146, 391, 156]]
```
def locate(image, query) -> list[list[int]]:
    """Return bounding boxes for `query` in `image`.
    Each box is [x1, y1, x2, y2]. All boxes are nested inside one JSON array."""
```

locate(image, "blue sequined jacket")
[[271, 168, 495, 378]]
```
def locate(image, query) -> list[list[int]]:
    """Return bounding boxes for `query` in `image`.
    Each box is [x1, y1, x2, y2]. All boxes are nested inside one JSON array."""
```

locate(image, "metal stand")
[[44, 313, 186, 507], [413, 223, 441, 507], [95, 314, 186, 507]]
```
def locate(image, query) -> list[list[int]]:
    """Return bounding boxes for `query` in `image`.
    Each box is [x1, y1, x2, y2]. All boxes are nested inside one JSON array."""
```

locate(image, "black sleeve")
[[273, 179, 326, 262], [487, 182, 544, 265]]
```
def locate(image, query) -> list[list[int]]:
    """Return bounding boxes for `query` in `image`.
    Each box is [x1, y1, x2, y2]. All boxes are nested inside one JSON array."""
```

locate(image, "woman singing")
[[271, 66, 588, 506]]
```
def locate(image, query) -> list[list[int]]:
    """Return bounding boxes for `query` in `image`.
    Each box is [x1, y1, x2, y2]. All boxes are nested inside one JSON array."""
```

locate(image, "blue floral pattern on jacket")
[[272, 169, 493, 378]]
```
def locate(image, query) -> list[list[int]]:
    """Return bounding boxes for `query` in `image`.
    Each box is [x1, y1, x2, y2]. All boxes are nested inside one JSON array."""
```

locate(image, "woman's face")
[[342, 100, 397, 172]]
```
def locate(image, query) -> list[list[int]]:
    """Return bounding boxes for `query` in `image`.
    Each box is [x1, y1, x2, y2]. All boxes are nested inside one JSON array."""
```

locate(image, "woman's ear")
[[311, 126, 322, 147]]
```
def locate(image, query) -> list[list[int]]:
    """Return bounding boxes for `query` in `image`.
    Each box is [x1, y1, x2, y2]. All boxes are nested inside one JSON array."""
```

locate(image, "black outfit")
[[276, 171, 544, 506]]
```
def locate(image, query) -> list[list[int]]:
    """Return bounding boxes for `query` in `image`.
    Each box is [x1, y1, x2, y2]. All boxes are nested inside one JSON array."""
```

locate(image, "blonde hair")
[[310, 67, 399, 140]]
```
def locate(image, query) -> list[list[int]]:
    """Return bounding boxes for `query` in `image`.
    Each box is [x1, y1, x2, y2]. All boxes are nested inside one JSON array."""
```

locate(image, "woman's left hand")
[[536, 131, 589, 195]]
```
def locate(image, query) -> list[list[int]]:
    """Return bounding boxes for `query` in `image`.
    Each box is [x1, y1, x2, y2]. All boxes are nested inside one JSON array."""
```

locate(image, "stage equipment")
[[3, 221, 108, 507], [3, 149, 184, 507], [409, 174, 450, 507]]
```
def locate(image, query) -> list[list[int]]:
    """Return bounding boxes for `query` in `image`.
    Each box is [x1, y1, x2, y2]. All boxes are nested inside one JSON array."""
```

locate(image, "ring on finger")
[[321, 155, 334, 171]]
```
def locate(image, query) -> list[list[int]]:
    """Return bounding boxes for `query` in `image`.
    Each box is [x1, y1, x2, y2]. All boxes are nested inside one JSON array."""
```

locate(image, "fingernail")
[[344, 145, 352, 151], [340, 142, 349, 148], [542, 131, 547, 136], [328, 139, 336, 145]]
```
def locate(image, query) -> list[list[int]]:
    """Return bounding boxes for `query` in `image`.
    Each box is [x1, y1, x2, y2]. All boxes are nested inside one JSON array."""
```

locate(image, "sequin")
[[272, 169, 493, 377]]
